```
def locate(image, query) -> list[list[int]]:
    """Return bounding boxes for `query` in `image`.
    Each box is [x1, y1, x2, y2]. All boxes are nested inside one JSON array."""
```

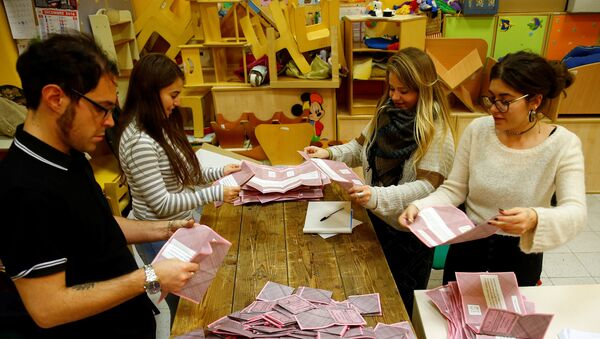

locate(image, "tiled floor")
[[427, 194, 600, 289]]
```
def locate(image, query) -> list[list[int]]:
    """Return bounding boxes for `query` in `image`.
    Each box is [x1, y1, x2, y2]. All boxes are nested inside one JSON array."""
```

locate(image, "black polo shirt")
[[0, 125, 156, 338]]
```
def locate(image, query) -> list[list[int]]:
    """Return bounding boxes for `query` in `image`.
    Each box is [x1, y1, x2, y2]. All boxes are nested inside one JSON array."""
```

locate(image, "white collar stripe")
[[14, 138, 68, 171], [11, 258, 68, 280]]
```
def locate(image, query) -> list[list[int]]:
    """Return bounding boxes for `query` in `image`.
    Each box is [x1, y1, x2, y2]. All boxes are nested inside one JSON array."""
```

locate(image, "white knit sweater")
[[413, 116, 587, 253], [329, 118, 455, 229], [119, 122, 224, 221]]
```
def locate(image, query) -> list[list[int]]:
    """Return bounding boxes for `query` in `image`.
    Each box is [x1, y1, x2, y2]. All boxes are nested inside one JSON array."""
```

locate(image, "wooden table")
[[171, 185, 410, 336]]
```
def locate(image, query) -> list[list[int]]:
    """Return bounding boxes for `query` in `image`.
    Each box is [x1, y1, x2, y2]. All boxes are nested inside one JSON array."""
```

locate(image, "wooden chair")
[[277, 111, 309, 124], [211, 113, 249, 148], [255, 123, 313, 165], [287, 0, 339, 53], [89, 154, 130, 216], [244, 111, 280, 147], [240, 14, 268, 58], [267, 0, 311, 74], [133, 0, 194, 58]]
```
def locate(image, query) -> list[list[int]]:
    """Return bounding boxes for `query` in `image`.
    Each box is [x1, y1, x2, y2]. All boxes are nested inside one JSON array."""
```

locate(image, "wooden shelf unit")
[[89, 9, 140, 75], [343, 15, 426, 115]]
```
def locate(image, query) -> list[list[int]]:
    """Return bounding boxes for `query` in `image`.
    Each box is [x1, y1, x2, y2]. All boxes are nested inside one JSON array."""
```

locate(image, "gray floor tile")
[[539, 277, 553, 286], [566, 231, 600, 253], [430, 269, 443, 280], [575, 252, 600, 276], [427, 279, 442, 289], [595, 277, 600, 284], [549, 277, 597, 285], [547, 243, 572, 253], [542, 253, 589, 278]]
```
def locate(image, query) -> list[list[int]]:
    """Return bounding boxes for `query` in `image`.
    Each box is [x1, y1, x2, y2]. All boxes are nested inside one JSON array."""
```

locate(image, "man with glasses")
[[0, 33, 199, 338]]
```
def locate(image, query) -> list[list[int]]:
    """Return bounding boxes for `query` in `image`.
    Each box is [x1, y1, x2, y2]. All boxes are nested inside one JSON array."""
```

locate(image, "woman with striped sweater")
[[117, 54, 240, 325]]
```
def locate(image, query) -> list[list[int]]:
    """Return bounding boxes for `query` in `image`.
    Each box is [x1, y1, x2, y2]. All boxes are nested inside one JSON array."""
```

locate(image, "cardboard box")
[[567, 0, 600, 13], [425, 38, 491, 112], [498, 0, 566, 13]]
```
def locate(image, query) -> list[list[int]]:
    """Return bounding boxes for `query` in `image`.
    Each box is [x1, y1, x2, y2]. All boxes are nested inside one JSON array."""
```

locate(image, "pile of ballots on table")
[[425, 272, 553, 339], [175, 281, 417, 339], [214, 155, 364, 206]]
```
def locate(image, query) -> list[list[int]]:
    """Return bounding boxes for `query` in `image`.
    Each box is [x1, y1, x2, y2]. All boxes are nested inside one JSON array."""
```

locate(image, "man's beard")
[[57, 103, 77, 147]]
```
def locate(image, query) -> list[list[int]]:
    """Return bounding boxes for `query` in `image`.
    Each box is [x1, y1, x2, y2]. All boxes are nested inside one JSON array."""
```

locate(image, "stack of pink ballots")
[[425, 272, 553, 339], [215, 158, 364, 206], [152, 224, 231, 304], [175, 281, 417, 339]]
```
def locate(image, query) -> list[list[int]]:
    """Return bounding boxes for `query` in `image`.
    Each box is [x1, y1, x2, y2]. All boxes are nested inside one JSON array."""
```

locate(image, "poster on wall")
[[3, 0, 38, 39], [35, 7, 80, 39]]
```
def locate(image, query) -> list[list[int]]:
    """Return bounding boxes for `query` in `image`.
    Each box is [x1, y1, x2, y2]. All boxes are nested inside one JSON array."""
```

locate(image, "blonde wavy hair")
[[367, 47, 453, 167]]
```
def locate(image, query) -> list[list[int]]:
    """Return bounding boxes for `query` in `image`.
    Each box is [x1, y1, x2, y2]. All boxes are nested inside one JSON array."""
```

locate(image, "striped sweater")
[[119, 122, 224, 221]]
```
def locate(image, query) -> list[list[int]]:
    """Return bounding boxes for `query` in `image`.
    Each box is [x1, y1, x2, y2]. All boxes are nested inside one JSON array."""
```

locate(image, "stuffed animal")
[[417, 0, 438, 17]]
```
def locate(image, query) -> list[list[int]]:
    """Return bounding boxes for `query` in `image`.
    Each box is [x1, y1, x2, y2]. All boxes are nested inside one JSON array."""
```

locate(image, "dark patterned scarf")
[[367, 99, 417, 186]]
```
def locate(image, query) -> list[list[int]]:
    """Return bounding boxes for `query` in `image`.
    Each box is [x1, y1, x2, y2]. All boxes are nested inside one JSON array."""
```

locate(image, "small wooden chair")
[[211, 113, 249, 148], [255, 123, 314, 165], [133, 0, 194, 58], [89, 154, 130, 216], [287, 0, 339, 53], [244, 111, 280, 147]]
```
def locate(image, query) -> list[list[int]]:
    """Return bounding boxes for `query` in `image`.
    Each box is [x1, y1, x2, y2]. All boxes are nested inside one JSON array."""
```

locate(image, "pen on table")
[[320, 207, 344, 222]]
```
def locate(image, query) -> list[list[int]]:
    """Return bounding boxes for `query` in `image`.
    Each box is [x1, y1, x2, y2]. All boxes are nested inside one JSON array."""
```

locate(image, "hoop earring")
[[528, 109, 536, 123]]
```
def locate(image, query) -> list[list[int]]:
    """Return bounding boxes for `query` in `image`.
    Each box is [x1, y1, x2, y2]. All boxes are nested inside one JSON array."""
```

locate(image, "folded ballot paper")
[[408, 205, 499, 248], [152, 224, 231, 304], [171, 280, 418, 339], [426, 272, 553, 339], [303, 201, 363, 235]]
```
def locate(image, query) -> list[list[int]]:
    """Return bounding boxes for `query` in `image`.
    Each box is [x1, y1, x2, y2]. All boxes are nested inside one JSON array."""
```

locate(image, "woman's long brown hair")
[[118, 53, 202, 187]]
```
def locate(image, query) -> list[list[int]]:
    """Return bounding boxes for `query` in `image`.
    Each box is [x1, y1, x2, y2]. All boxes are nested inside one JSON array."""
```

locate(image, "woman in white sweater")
[[400, 51, 587, 286], [117, 54, 240, 325], [305, 48, 455, 313]]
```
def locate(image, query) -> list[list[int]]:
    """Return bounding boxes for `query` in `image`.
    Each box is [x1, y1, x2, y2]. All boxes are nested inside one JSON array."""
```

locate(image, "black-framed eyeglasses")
[[70, 89, 115, 119], [480, 94, 529, 113]]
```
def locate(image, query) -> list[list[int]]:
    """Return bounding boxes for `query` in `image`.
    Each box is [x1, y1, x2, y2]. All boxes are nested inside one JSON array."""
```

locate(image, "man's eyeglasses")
[[70, 89, 115, 119], [479, 94, 529, 113]]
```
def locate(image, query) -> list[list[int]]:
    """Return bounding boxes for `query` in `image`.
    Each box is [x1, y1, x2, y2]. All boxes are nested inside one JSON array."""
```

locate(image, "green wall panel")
[[444, 15, 497, 57], [493, 15, 549, 59]]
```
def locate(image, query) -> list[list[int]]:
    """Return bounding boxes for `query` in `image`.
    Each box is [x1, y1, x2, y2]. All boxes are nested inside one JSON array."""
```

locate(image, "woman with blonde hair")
[[305, 47, 455, 312]]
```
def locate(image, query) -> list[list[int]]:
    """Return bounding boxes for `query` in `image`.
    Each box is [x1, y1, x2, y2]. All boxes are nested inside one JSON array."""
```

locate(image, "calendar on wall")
[[3, 0, 38, 39], [35, 7, 79, 39]]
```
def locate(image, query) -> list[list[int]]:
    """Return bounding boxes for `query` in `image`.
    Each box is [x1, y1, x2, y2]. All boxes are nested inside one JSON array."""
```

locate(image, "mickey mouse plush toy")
[[291, 92, 325, 143]]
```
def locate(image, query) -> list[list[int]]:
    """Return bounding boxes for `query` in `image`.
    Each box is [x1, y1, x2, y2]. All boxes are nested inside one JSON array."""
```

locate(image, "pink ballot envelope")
[[408, 205, 499, 248], [456, 272, 527, 333], [152, 224, 231, 304]]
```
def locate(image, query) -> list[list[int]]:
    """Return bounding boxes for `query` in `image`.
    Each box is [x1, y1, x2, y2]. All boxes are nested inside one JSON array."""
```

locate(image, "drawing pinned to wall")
[[291, 92, 325, 143], [499, 19, 512, 32], [528, 17, 543, 33]]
